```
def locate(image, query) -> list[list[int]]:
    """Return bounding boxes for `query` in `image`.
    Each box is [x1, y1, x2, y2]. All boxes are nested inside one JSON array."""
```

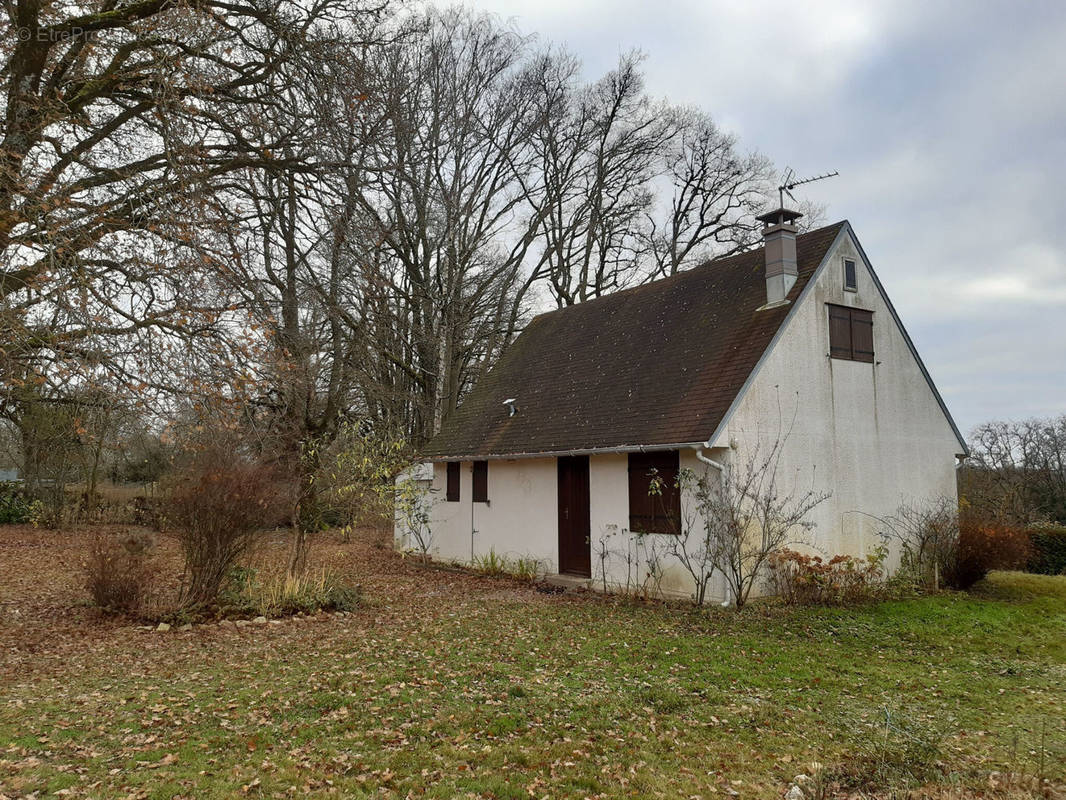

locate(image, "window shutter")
[[828, 304, 875, 363], [446, 462, 460, 502], [628, 459, 654, 532], [851, 308, 874, 362], [472, 460, 488, 503], [628, 451, 681, 535], [828, 304, 853, 359]]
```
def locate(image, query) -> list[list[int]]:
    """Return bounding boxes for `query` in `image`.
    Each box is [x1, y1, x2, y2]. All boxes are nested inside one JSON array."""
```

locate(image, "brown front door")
[[557, 455, 591, 577]]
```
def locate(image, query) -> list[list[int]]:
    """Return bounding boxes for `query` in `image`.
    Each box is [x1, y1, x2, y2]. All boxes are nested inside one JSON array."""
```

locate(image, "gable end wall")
[[710, 229, 961, 561]]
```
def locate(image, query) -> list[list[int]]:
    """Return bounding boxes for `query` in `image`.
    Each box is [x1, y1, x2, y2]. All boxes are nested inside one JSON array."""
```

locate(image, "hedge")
[[1028, 525, 1066, 576]]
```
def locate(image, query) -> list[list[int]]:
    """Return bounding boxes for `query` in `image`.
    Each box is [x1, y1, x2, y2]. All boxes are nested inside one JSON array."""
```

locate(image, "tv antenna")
[[778, 167, 839, 208]]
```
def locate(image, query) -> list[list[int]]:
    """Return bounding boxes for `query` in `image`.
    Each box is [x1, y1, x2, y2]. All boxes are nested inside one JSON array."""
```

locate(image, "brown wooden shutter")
[[472, 460, 488, 503], [446, 461, 460, 502], [628, 456, 654, 532], [828, 304, 853, 359], [828, 304, 874, 362], [851, 308, 874, 362], [628, 451, 681, 534]]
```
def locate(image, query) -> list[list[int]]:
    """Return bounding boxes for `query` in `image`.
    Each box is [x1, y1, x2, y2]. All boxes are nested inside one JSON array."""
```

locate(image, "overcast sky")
[[460, 0, 1066, 436]]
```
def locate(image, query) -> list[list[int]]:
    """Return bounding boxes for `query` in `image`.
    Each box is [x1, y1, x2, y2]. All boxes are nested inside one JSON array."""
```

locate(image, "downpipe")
[[694, 447, 733, 608]]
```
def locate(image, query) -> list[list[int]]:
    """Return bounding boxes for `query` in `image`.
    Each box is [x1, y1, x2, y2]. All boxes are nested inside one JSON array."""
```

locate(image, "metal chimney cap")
[[756, 207, 804, 226]]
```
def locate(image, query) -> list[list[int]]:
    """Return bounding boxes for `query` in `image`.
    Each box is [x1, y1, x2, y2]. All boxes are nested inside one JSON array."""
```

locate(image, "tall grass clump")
[[222, 567, 360, 617]]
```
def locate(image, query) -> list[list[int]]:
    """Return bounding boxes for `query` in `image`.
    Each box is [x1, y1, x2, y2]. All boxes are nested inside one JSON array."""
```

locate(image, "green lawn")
[[1, 527, 1064, 799]]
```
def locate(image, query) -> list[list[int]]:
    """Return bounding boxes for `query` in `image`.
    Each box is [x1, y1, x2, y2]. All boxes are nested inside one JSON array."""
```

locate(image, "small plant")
[[594, 524, 618, 594], [473, 548, 508, 576], [636, 533, 668, 600], [392, 473, 437, 563], [84, 529, 157, 614], [767, 546, 887, 605], [511, 556, 542, 583], [826, 704, 948, 791], [470, 550, 542, 582]]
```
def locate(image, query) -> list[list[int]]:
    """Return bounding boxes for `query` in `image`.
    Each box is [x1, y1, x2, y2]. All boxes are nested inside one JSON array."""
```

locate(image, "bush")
[[0, 482, 42, 524], [221, 567, 360, 617], [167, 448, 289, 609], [316, 425, 411, 538], [84, 530, 157, 614], [767, 547, 887, 606], [1027, 524, 1066, 575], [953, 517, 1031, 589], [880, 499, 963, 591]]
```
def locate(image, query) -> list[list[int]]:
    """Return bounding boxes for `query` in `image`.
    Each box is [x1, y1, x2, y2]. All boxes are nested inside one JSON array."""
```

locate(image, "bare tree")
[[1, 3, 785, 506], [876, 498, 959, 590], [966, 415, 1066, 524], [348, 9, 556, 443], [646, 109, 772, 277], [0, 1, 392, 439], [531, 52, 670, 305]]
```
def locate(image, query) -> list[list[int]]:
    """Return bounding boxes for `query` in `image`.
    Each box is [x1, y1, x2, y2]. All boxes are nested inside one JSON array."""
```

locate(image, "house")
[[396, 209, 967, 601]]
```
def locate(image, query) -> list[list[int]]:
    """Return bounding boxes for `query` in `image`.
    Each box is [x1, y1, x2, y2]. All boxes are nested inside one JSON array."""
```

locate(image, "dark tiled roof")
[[422, 222, 847, 459]]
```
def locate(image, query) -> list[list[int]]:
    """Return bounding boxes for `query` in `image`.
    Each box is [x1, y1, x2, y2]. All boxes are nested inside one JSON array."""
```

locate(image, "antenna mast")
[[778, 168, 839, 208]]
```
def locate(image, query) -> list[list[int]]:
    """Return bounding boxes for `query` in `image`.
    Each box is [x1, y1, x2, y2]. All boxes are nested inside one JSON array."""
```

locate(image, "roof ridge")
[[532, 221, 848, 321]]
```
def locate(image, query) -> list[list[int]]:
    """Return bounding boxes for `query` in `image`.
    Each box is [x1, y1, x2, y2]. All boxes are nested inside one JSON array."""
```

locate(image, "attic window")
[[843, 259, 857, 291], [828, 304, 874, 363], [628, 451, 681, 535]]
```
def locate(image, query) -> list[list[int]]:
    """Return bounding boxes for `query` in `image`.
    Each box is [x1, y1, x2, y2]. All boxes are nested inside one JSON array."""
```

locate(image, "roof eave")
[[421, 441, 708, 462]]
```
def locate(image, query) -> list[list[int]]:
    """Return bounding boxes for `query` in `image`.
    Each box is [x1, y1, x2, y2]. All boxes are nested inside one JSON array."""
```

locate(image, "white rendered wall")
[[708, 228, 962, 568], [400, 451, 724, 602], [403, 458, 561, 570]]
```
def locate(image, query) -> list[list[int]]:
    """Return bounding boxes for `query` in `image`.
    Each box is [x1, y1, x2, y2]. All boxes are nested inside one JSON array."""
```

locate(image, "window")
[[446, 461, 460, 502], [843, 258, 857, 291], [472, 460, 489, 503], [628, 450, 681, 535], [828, 304, 874, 363]]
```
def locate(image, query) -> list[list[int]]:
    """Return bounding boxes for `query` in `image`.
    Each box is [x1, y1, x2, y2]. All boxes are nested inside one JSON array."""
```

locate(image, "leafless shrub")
[[167, 448, 290, 609], [665, 402, 830, 608], [878, 498, 959, 590], [84, 530, 158, 614]]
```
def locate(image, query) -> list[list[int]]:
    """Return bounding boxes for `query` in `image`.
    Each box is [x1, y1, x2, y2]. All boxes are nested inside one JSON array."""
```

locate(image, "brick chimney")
[[756, 207, 803, 307]]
